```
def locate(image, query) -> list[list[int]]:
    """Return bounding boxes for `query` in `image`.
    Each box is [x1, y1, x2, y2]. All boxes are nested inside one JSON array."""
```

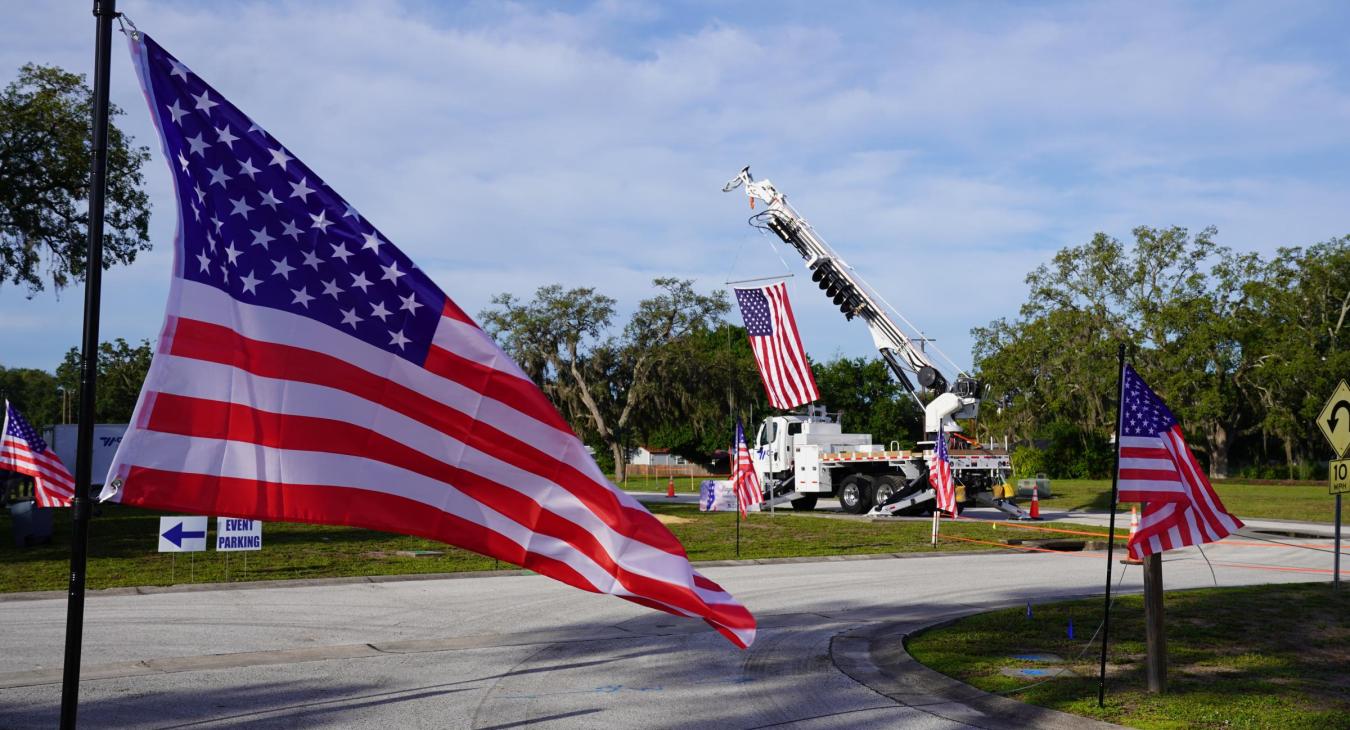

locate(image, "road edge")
[[830, 607, 1130, 730]]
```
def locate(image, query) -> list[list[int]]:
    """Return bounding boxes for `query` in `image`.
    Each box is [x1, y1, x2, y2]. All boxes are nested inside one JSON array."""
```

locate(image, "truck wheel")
[[790, 495, 818, 511], [872, 474, 905, 507], [837, 475, 874, 514]]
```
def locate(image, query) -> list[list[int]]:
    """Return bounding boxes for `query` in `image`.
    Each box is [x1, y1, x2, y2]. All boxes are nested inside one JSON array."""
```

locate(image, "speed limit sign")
[[1332, 458, 1350, 495]]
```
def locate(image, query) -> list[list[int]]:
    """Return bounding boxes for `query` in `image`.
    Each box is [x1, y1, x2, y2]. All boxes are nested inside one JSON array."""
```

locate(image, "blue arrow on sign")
[[162, 521, 207, 548]]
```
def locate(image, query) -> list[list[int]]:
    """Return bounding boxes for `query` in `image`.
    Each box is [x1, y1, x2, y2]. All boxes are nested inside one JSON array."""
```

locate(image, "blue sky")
[[3, 1, 1348, 376]]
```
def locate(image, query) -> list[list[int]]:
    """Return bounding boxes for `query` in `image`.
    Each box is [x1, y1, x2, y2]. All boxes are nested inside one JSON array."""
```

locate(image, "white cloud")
[[1, 0, 1347, 374]]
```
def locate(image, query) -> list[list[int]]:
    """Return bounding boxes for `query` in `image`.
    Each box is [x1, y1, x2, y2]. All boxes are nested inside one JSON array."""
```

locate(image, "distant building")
[[629, 446, 687, 467]]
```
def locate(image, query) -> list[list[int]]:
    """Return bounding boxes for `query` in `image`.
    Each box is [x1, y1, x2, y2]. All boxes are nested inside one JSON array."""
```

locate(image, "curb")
[[829, 604, 1130, 730], [0, 549, 1005, 603]]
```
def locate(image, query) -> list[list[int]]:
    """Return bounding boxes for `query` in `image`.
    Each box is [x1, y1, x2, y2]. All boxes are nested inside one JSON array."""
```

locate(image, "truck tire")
[[837, 474, 874, 514], [790, 495, 818, 511], [872, 474, 905, 507]]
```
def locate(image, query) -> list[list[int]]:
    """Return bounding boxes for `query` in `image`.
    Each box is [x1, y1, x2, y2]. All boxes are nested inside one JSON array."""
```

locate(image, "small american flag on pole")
[[1, 401, 74, 508], [98, 31, 754, 647], [1116, 364, 1243, 560], [732, 420, 762, 518], [734, 283, 819, 410], [932, 426, 957, 516]]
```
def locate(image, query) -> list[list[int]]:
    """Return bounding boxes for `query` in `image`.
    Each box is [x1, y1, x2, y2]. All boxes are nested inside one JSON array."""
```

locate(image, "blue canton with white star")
[[138, 34, 446, 364], [5, 403, 48, 453], [1120, 364, 1179, 438], [735, 288, 774, 337]]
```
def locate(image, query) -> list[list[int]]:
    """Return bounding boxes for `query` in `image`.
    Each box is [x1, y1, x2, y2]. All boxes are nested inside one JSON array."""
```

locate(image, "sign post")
[[1316, 380, 1350, 592]]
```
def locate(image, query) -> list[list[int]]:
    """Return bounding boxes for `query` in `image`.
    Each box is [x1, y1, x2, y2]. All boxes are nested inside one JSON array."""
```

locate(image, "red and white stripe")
[[1120, 425, 1243, 560], [103, 281, 755, 647], [1, 407, 75, 508], [732, 429, 762, 518], [747, 283, 819, 410]]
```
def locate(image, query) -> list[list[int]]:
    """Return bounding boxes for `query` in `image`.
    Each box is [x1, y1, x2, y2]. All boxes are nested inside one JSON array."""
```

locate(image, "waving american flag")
[[734, 283, 819, 409], [2, 401, 74, 508], [1116, 364, 1243, 560], [931, 426, 957, 516], [99, 32, 754, 647], [732, 420, 762, 518]]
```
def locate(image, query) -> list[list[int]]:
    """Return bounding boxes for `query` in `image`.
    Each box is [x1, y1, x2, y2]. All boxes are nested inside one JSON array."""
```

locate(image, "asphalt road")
[[0, 533, 1339, 729]]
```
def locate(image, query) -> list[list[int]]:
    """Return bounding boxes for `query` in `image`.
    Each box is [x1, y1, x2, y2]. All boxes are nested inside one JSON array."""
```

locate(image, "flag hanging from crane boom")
[[734, 282, 819, 410], [98, 30, 755, 648]]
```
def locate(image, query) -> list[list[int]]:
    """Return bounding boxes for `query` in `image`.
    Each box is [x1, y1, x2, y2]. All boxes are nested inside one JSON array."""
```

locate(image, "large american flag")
[[732, 420, 762, 518], [931, 426, 957, 516], [99, 32, 754, 648], [1116, 364, 1243, 560], [734, 283, 819, 410], [1, 401, 74, 508]]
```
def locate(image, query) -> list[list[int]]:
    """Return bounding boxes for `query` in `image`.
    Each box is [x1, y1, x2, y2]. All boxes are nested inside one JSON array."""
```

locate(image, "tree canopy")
[[974, 227, 1349, 479], [0, 63, 151, 293]]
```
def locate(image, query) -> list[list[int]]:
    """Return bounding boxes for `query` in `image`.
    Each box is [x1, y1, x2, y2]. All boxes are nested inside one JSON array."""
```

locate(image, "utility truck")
[[724, 168, 1025, 518]]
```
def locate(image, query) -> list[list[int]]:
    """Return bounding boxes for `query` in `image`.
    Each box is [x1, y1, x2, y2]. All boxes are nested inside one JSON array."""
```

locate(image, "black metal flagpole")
[[1098, 343, 1126, 708], [60, 2, 117, 727]]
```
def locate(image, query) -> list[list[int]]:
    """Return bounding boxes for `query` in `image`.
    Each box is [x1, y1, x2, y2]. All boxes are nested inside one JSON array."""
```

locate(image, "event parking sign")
[[215, 518, 263, 551]]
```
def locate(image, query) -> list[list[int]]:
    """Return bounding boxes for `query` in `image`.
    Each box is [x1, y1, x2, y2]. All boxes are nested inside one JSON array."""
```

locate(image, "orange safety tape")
[[1212, 561, 1350, 576], [955, 516, 1128, 541]]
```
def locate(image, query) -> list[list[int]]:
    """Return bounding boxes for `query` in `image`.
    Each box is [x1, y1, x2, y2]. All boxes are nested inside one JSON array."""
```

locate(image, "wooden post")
[[1143, 552, 1166, 693]]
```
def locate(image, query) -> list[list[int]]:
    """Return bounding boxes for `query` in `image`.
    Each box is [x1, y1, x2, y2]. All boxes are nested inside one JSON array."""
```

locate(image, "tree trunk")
[[1205, 423, 1230, 479], [610, 440, 627, 484], [1284, 437, 1295, 481]]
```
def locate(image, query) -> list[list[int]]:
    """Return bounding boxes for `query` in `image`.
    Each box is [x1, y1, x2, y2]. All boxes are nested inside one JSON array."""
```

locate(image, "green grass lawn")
[[0, 501, 1107, 593], [1042, 479, 1340, 523], [907, 583, 1350, 730]]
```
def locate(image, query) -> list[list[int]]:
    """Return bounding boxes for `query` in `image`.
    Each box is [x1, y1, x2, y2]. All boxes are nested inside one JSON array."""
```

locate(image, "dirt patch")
[[653, 514, 694, 525]]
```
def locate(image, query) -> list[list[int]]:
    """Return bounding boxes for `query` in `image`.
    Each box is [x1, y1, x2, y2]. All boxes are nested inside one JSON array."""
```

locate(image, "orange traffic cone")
[[1029, 486, 1041, 520], [1123, 506, 1142, 564], [666, 476, 676, 498]]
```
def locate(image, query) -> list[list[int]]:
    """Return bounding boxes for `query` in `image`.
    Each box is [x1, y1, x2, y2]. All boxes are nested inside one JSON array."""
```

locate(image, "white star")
[[309, 209, 333, 232], [370, 301, 392, 321], [361, 232, 383, 253], [166, 99, 189, 125], [398, 292, 423, 314], [190, 203, 201, 222], [186, 133, 209, 157], [206, 233, 217, 251], [194, 184, 206, 204], [291, 286, 314, 308], [258, 188, 282, 210], [237, 157, 260, 180], [247, 119, 263, 134], [223, 243, 242, 266], [289, 177, 315, 202], [168, 58, 191, 81], [250, 226, 274, 248], [388, 329, 410, 349], [229, 195, 254, 219], [339, 307, 363, 329], [211, 215, 224, 233], [207, 164, 231, 188], [271, 256, 295, 279], [350, 271, 373, 292], [195, 250, 212, 273], [302, 249, 322, 270], [342, 202, 360, 220], [215, 124, 239, 149], [380, 261, 404, 282], [268, 146, 293, 169], [192, 89, 218, 114], [177, 152, 190, 172], [280, 219, 303, 240], [239, 270, 261, 295], [329, 242, 354, 264], [322, 279, 343, 299]]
